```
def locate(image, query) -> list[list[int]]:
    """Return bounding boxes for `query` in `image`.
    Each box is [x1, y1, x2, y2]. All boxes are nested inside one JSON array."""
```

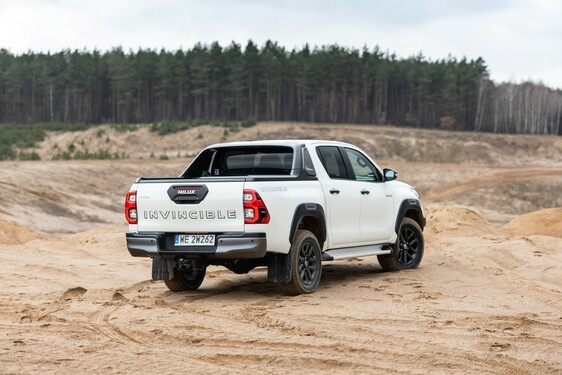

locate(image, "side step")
[[322, 244, 392, 261]]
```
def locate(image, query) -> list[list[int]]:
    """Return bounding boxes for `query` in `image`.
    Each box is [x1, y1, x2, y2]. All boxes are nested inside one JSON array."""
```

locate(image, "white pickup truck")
[[125, 140, 425, 294]]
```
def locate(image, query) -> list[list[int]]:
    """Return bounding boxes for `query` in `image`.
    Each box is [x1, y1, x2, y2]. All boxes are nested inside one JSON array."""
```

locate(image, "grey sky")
[[1, 0, 561, 89]]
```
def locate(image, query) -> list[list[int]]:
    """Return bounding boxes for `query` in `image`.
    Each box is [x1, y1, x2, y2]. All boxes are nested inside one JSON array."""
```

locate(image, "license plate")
[[175, 234, 215, 246]]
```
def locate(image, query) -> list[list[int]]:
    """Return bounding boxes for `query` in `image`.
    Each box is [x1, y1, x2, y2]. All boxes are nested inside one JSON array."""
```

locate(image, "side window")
[[316, 146, 348, 179], [344, 148, 382, 182]]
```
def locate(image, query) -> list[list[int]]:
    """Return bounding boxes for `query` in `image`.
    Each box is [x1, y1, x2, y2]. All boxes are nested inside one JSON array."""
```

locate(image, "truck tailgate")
[[136, 179, 245, 233]]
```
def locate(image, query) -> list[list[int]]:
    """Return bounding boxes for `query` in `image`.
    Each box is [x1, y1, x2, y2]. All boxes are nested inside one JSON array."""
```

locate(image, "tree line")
[[0, 41, 560, 135]]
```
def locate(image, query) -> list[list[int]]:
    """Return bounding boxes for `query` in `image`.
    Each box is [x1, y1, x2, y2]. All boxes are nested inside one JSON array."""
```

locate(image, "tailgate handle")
[[173, 195, 200, 203], [167, 185, 209, 204]]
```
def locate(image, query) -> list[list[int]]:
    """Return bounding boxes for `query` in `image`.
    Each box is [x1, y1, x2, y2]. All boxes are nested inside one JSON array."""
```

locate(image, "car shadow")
[[157, 261, 387, 302]]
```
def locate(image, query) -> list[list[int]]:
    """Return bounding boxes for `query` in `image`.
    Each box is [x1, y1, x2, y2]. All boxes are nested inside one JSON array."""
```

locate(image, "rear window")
[[183, 146, 294, 177]]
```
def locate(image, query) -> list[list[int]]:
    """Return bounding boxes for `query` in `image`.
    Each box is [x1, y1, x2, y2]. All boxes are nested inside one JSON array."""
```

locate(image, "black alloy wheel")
[[396, 225, 421, 267], [298, 240, 320, 288], [378, 217, 424, 271], [280, 229, 322, 295]]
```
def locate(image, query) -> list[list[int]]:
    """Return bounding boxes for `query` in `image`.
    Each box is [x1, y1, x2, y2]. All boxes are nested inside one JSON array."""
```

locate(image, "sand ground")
[[0, 123, 561, 374]]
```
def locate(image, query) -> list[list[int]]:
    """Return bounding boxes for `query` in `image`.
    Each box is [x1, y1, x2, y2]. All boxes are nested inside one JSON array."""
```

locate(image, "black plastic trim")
[[339, 147, 357, 180], [126, 232, 267, 258], [167, 184, 209, 204], [289, 203, 327, 245], [322, 252, 334, 261], [268, 253, 291, 283], [395, 199, 426, 233], [152, 258, 174, 280]]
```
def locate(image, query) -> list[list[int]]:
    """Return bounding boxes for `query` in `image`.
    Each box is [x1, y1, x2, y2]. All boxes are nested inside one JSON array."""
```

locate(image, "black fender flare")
[[395, 199, 426, 234], [289, 203, 326, 245], [269, 203, 326, 284]]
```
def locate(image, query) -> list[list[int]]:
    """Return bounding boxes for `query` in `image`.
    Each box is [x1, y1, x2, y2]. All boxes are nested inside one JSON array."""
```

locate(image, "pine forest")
[[0, 41, 560, 135]]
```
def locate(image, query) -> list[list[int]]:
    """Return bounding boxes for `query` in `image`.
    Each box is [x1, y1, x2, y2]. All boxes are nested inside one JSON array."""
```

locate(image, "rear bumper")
[[126, 232, 267, 259]]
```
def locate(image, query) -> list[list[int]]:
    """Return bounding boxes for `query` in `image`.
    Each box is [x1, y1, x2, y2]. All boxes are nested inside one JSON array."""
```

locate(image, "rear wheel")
[[378, 217, 424, 271], [164, 264, 206, 291], [280, 230, 322, 295]]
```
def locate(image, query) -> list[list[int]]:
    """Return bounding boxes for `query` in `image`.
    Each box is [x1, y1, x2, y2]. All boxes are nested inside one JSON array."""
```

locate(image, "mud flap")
[[268, 253, 291, 283], [152, 258, 174, 280]]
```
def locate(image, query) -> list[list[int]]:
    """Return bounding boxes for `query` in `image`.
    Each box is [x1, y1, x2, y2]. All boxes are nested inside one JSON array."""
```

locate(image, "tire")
[[280, 229, 322, 295], [378, 217, 424, 271], [164, 265, 206, 292]]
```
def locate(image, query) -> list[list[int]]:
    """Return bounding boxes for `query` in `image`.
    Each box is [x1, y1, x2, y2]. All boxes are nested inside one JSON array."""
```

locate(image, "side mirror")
[[383, 168, 397, 181]]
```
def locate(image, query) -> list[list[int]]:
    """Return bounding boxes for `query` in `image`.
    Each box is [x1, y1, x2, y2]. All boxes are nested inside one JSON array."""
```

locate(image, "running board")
[[322, 245, 392, 261]]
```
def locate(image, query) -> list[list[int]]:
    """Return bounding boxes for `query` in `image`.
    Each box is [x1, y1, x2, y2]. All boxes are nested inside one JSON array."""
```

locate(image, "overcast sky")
[[0, 0, 561, 89]]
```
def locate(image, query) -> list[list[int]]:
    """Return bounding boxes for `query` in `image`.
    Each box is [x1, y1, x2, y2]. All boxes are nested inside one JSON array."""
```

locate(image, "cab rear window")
[[183, 146, 294, 177]]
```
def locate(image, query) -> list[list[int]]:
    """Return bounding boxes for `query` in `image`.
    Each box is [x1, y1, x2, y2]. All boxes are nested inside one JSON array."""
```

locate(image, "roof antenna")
[[305, 133, 310, 140]]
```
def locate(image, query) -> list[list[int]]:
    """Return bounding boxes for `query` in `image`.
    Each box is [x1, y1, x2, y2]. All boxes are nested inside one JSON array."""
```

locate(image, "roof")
[[205, 139, 355, 149]]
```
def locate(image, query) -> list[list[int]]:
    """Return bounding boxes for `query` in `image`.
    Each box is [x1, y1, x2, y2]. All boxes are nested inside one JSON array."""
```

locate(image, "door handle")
[[329, 189, 340, 195], [361, 190, 370, 195]]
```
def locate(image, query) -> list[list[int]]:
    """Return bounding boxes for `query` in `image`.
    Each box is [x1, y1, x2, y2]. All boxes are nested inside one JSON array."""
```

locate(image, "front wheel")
[[164, 264, 206, 292], [280, 230, 322, 295], [378, 217, 424, 271]]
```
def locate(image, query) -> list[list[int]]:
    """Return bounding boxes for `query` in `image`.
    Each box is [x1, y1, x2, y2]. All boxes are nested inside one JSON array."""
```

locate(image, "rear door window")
[[316, 146, 349, 179]]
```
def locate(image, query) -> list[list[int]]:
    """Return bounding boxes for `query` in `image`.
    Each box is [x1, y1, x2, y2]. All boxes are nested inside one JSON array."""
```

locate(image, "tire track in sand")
[[91, 305, 156, 348]]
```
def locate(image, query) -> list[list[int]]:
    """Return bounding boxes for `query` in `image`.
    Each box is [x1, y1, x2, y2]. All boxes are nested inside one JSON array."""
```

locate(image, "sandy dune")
[[503, 208, 562, 238], [0, 123, 561, 373]]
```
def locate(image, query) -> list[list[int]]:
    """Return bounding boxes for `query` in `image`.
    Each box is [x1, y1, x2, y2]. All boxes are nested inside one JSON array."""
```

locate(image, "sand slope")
[[2, 123, 562, 234], [0, 218, 44, 244], [33, 122, 562, 166], [503, 208, 562, 238], [425, 207, 499, 236]]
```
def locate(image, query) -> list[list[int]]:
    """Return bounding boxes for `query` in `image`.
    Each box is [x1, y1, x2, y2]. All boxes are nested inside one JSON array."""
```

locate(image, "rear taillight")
[[243, 189, 270, 224], [125, 191, 137, 224]]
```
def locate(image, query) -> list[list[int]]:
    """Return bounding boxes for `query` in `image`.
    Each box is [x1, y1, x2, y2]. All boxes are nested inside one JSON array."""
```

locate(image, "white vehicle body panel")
[[243, 179, 324, 253], [320, 178, 361, 246], [136, 181, 245, 233], [357, 181, 395, 242]]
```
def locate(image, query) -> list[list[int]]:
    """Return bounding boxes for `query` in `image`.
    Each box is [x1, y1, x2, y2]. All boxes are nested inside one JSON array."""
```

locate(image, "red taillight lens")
[[125, 191, 137, 224], [243, 189, 270, 224]]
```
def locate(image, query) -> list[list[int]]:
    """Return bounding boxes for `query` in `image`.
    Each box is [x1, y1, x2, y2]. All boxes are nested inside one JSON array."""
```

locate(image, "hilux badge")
[[178, 189, 196, 195]]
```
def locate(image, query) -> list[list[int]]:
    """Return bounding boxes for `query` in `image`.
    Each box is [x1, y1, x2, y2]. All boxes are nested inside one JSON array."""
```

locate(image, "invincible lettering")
[[143, 210, 237, 220]]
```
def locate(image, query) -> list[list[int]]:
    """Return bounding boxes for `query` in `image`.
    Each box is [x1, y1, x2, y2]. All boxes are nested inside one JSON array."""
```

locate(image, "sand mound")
[[0, 219, 44, 244], [503, 207, 562, 238], [425, 206, 498, 236], [61, 287, 88, 301], [65, 225, 128, 254]]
